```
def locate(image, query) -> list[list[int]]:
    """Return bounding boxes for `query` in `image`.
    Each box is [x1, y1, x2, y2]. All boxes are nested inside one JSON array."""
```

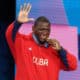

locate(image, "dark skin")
[[32, 22, 50, 43], [17, 3, 61, 51]]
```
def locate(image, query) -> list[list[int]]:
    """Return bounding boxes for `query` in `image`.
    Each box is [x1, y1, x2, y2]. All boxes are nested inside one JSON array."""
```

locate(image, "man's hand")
[[17, 3, 34, 23], [47, 39, 61, 51]]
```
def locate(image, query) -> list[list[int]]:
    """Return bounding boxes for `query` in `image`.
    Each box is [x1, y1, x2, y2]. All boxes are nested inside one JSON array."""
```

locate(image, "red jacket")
[[6, 22, 77, 80]]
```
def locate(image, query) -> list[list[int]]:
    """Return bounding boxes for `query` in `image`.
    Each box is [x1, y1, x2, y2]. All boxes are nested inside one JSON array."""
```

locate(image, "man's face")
[[33, 22, 50, 43]]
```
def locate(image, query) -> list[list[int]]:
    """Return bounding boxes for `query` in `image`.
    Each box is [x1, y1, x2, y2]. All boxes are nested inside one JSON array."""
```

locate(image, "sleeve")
[[59, 48, 77, 71], [5, 22, 16, 59], [5, 21, 22, 59]]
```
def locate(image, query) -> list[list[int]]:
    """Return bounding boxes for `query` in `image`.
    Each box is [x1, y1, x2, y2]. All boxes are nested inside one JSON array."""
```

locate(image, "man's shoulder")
[[16, 32, 33, 40]]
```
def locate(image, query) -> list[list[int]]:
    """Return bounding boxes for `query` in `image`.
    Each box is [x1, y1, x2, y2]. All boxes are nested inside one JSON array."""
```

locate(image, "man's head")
[[32, 16, 51, 44]]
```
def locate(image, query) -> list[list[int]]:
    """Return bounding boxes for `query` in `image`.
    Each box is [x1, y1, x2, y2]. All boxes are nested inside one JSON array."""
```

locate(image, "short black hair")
[[34, 16, 51, 27]]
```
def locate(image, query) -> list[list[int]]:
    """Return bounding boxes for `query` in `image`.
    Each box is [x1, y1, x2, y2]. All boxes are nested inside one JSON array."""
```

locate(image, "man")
[[6, 3, 77, 80], [0, 21, 14, 80]]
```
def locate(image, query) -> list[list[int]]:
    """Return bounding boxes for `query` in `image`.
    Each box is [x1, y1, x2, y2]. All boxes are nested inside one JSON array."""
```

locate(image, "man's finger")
[[26, 3, 32, 14], [20, 5, 23, 11], [25, 3, 30, 11], [23, 3, 27, 11]]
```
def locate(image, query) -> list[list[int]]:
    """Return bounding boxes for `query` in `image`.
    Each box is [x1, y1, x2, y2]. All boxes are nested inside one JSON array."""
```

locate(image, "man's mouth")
[[39, 34, 47, 41]]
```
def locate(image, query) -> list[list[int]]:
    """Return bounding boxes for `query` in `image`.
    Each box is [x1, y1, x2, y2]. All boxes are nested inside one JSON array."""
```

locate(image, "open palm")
[[17, 3, 34, 23]]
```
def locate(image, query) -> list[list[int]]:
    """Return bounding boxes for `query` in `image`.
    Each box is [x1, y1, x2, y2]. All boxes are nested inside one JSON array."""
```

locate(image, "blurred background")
[[0, 0, 80, 80]]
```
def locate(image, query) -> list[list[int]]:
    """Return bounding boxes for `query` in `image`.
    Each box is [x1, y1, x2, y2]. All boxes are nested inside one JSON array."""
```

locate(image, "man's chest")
[[15, 37, 60, 67]]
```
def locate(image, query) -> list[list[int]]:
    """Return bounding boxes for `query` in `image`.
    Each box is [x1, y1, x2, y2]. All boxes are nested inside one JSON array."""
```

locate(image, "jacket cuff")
[[58, 47, 69, 69], [12, 20, 22, 42]]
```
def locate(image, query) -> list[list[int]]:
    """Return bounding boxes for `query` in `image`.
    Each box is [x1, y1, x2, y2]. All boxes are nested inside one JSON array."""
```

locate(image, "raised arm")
[[5, 3, 34, 58], [13, 3, 34, 41]]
